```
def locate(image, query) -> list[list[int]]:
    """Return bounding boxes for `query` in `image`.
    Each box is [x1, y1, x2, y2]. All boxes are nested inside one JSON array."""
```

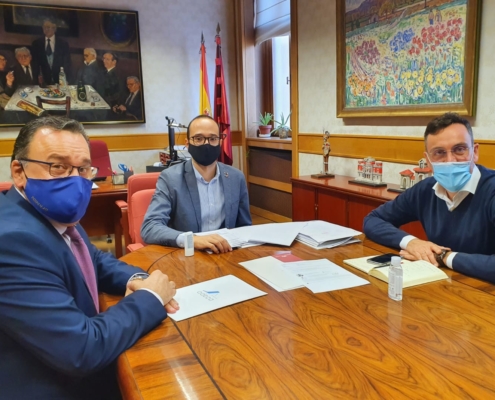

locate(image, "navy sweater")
[[363, 165, 495, 284]]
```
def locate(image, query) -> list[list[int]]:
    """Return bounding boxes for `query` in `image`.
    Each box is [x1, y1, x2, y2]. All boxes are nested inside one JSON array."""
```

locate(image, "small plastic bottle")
[[59, 67, 67, 92], [388, 256, 403, 301]]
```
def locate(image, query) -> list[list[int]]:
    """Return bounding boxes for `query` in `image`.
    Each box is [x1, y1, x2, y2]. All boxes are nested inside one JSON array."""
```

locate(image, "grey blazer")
[[141, 160, 252, 247]]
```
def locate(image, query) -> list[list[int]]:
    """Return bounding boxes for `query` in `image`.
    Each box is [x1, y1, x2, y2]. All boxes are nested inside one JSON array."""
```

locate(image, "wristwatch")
[[435, 249, 448, 268]]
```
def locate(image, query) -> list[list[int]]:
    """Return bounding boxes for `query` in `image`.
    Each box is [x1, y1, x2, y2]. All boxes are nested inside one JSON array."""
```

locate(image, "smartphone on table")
[[366, 253, 400, 266]]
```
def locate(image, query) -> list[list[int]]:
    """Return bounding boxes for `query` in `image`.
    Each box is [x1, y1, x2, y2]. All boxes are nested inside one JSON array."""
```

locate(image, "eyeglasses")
[[427, 145, 472, 162], [189, 134, 226, 146], [19, 158, 98, 180]]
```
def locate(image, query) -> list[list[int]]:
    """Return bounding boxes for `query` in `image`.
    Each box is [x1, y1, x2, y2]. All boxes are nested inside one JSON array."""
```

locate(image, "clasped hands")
[[125, 270, 179, 314], [400, 238, 450, 267]]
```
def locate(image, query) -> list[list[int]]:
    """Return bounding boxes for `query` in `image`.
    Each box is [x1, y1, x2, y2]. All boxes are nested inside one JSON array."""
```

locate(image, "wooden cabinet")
[[291, 175, 427, 239]]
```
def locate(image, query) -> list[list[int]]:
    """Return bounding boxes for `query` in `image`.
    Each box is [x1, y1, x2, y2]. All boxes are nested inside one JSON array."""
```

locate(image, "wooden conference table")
[[102, 241, 495, 400]]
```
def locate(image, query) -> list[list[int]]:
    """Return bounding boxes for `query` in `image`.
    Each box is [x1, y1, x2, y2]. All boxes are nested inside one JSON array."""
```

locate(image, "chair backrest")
[[89, 140, 112, 178], [36, 95, 71, 117], [0, 182, 12, 191], [128, 189, 155, 245], [126, 172, 160, 243]]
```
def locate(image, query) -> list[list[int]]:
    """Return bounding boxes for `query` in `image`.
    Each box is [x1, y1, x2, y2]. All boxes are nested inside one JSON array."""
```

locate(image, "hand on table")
[[194, 233, 232, 254], [125, 270, 179, 313], [400, 238, 450, 266]]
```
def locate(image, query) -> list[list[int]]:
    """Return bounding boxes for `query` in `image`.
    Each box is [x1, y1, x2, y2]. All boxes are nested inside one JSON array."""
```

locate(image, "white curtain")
[[254, 0, 291, 45]]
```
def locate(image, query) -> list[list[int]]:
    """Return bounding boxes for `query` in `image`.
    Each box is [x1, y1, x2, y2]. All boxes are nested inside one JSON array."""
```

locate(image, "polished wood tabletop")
[[104, 241, 495, 399]]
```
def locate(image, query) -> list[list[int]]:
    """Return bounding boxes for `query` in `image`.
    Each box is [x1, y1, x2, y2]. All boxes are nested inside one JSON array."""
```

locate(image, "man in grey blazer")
[[141, 115, 251, 253]]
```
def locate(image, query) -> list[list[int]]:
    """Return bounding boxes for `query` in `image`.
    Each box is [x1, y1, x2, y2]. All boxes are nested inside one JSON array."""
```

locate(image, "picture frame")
[[336, 0, 482, 118], [0, 2, 145, 127]]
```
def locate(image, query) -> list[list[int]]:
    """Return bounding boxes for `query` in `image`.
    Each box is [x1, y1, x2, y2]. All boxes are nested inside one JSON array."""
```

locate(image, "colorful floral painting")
[[336, 0, 481, 117]]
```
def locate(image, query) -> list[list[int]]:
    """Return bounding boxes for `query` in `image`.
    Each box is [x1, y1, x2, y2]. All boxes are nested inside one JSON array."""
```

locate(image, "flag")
[[213, 24, 233, 165], [199, 33, 211, 116]]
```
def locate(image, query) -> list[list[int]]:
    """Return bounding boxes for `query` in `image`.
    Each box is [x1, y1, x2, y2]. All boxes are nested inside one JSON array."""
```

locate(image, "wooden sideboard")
[[291, 175, 427, 239]]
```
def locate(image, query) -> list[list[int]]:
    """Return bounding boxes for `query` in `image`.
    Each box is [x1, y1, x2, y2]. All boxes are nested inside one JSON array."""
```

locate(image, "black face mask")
[[188, 143, 221, 166]]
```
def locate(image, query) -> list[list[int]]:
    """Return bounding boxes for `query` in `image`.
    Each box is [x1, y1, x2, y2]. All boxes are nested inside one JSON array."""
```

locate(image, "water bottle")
[[77, 80, 87, 102], [59, 67, 67, 92], [388, 256, 403, 301], [38, 67, 45, 88]]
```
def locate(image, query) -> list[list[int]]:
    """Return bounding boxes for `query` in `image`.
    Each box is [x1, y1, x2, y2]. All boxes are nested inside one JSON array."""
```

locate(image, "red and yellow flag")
[[199, 33, 211, 116], [214, 26, 233, 166]]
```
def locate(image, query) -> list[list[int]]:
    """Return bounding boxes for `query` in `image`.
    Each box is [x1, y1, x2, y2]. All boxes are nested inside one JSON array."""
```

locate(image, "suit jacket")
[[103, 68, 124, 106], [13, 61, 39, 86], [32, 36, 72, 85], [76, 61, 104, 95], [122, 89, 143, 120], [141, 160, 252, 247], [0, 188, 167, 399], [0, 71, 15, 97]]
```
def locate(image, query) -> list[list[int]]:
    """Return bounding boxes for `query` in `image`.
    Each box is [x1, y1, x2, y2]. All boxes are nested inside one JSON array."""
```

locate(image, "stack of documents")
[[295, 220, 362, 249], [199, 220, 361, 250], [239, 256, 369, 293]]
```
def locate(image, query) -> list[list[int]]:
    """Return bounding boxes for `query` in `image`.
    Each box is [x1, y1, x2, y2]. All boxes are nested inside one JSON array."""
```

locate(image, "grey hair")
[[15, 47, 31, 57], [12, 116, 89, 163], [127, 76, 140, 84], [84, 48, 97, 57]]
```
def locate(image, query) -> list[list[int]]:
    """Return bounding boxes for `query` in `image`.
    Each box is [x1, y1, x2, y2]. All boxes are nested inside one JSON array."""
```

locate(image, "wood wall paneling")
[[249, 183, 292, 218], [298, 133, 495, 168], [0, 131, 243, 157]]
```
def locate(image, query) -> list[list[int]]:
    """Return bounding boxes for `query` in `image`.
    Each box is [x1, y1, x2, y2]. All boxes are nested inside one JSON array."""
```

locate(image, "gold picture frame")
[[0, 2, 145, 126], [336, 0, 482, 118]]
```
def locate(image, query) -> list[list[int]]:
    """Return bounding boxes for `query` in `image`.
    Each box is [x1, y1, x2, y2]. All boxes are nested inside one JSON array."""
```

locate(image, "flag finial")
[[216, 23, 221, 35], [201, 31, 204, 44]]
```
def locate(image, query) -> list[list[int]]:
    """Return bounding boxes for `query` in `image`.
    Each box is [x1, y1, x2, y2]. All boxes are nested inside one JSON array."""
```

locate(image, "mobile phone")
[[366, 253, 399, 265]]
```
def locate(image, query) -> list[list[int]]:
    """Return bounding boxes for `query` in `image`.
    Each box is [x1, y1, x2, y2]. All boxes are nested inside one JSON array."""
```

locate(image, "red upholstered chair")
[[0, 182, 12, 191], [114, 172, 160, 257], [89, 140, 112, 179], [126, 189, 155, 252]]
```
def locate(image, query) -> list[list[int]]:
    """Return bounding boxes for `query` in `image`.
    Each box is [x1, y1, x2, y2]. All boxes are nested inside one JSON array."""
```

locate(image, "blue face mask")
[[24, 176, 92, 224], [431, 160, 472, 193]]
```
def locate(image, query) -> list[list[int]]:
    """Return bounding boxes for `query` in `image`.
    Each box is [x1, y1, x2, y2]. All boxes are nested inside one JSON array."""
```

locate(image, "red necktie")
[[65, 226, 99, 312]]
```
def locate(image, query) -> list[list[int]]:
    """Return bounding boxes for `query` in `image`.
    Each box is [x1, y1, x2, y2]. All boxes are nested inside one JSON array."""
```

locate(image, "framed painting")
[[0, 2, 145, 127], [336, 0, 482, 118]]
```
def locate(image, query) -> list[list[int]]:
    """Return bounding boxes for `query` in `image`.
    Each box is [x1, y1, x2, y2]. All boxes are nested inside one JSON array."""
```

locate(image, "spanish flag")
[[199, 33, 211, 116]]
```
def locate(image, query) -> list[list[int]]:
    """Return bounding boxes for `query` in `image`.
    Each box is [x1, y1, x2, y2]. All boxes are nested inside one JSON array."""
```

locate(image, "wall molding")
[[0, 130, 242, 157], [298, 133, 495, 168]]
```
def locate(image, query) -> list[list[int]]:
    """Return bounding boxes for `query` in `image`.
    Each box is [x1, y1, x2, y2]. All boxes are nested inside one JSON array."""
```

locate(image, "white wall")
[[0, 0, 239, 180], [297, 0, 495, 180]]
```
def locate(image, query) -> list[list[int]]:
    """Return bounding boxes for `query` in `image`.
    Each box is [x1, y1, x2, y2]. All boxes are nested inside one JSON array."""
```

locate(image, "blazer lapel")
[[184, 160, 202, 230]]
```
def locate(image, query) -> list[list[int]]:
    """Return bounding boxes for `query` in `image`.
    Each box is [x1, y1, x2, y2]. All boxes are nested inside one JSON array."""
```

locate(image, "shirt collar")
[[433, 165, 480, 211], [46, 35, 55, 42], [192, 162, 220, 184], [106, 66, 115, 72]]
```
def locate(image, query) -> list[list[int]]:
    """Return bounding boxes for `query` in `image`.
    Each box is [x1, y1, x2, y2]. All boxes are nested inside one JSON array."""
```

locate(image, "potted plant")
[[271, 111, 292, 139], [257, 112, 273, 138]]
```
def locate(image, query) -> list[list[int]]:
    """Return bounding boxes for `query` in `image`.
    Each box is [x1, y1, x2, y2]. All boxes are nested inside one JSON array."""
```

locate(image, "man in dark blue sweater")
[[364, 112, 495, 284]]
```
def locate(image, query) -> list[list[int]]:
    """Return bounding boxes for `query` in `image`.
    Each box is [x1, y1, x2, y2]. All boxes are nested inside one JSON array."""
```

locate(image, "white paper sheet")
[[283, 259, 369, 293], [232, 222, 306, 246], [239, 256, 304, 292], [91, 182, 99, 190], [169, 275, 267, 321]]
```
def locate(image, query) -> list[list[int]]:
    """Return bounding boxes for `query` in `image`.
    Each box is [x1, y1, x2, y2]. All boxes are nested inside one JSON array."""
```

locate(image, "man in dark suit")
[[76, 48, 104, 94], [0, 52, 15, 108], [13, 47, 39, 86], [141, 115, 252, 253], [31, 18, 72, 85], [0, 116, 179, 399], [112, 75, 143, 120], [102, 52, 123, 106]]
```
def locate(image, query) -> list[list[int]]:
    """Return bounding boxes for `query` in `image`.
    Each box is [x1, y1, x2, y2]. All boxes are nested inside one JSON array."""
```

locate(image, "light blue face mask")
[[431, 159, 472, 193]]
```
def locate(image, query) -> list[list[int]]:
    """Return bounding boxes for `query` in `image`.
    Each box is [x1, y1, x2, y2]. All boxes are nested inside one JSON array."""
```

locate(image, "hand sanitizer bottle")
[[388, 256, 403, 301]]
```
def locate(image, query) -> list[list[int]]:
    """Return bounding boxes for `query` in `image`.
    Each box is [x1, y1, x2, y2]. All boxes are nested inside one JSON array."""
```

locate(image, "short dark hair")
[[105, 52, 118, 62], [424, 112, 473, 146], [12, 116, 89, 163], [187, 115, 218, 139]]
